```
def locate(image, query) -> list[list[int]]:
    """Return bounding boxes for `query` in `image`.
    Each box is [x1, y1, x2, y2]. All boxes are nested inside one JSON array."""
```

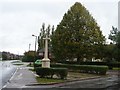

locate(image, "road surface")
[[0, 60, 18, 89], [1, 61, 120, 90]]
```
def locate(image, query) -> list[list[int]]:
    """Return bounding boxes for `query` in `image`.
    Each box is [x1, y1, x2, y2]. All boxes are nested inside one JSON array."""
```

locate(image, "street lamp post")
[[29, 44, 31, 51], [32, 34, 37, 61]]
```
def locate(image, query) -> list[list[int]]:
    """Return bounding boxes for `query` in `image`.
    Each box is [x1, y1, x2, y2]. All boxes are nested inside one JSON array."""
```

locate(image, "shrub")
[[35, 67, 68, 79], [35, 67, 52, 78], [52, 68, 68, 79]]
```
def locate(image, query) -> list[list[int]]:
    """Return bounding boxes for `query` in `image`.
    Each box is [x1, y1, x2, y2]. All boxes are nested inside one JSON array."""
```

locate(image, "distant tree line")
[[2, 51, 22, 60]]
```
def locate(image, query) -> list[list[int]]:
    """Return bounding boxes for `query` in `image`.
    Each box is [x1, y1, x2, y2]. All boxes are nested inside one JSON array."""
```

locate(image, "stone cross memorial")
[[42, 34, 50, 68]]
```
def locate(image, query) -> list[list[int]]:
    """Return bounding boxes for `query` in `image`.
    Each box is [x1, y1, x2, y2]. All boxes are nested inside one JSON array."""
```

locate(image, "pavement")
[[2, 64, 120, 90], [2, 64, 37, 89], [0, 61, 17, 89]]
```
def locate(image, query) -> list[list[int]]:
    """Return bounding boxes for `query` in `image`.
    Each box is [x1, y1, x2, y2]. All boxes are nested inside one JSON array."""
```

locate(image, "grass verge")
[[67, 72, 104, 80], [35, 72, 105, 84], [36, 77, 65, 84], [113, 68, 120, 70]]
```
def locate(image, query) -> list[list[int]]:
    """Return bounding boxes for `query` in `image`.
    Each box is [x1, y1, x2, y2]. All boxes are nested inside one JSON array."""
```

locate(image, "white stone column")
[[42, 34, 50, 68]]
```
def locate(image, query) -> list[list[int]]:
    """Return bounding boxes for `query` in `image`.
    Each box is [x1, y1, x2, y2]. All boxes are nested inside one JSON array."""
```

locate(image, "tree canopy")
[[109, 26, 118, 44], [22, 51, 37, 62], [108, 26, 120, 62], [51, 2, 105, 62], [38, 23, 54, 51]]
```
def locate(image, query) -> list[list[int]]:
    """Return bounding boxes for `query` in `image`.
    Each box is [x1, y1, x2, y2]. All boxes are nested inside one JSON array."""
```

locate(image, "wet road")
[[1, 61, 120, 90], [53, 70, 120, 89], [0, 61, 17, 89], [55, 76, 119, 89]]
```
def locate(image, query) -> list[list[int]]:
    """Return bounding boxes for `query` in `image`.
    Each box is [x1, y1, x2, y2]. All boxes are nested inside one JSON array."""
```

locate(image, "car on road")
[[35, 59, 42, 65]]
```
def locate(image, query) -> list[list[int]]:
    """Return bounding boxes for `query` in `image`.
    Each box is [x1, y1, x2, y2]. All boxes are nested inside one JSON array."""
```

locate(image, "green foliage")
[[36, 77, 64, 84], [115, 32, 120, 61], [108, 62, 120, 69], [51, 2, 105, 62], [2, 52, 8, 60], [35, 67, 52, 78], [35, 67, 68, 79], [116, 32, 120, 47], [109, 26, 118, 44], [103, 44, 116, 62], [38, 23, 54, 50], [108, 26, 120, 62], [52, 68, 68, 79], [2, 51, 20, 60], [33, 61, 120, 71], [22, 51, 36, 62], [57, 61, 120, 69], [51, 64, 108, 75]]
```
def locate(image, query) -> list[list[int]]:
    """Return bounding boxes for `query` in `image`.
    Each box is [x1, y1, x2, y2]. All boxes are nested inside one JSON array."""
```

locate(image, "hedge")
[[107, 62, 120, 69], [50, 64, 108, 75], [34, 63, 108, 75], [58, 61, 120, 69], [35, 67, 68, 79]]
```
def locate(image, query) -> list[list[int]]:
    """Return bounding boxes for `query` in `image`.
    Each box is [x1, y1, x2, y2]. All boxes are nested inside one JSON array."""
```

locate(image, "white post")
[[42, 34, 50, 68]]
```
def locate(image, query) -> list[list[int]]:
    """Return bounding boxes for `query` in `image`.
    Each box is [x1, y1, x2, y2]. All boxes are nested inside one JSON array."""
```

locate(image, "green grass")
[[35, 72, 104, 84], [113, 68, 120, 70], [36, 77, 65, 84], [67, 72, 103, 80]]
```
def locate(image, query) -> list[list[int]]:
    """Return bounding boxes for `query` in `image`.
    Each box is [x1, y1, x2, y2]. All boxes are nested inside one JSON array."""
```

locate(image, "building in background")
[[1, 51, 22, 60], [38, 48, 52, 60]]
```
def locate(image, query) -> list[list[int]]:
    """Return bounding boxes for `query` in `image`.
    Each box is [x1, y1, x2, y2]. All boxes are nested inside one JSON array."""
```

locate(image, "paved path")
[[3, 66, 37, 89], [0, 61, 17, 89]]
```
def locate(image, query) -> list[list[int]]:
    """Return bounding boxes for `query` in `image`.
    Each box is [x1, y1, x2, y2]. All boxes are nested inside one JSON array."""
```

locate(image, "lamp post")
[[29, 44, 31, 51], [32, 34, 37, 61]]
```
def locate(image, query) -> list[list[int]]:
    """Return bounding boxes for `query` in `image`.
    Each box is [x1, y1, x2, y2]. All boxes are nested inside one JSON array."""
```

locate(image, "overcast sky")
[[0, 0, 119, 55]]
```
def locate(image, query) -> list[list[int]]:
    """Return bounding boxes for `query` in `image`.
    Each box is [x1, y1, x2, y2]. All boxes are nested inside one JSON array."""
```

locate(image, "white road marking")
[[2, 68, 18, 88], [17, 73, 23, 79]]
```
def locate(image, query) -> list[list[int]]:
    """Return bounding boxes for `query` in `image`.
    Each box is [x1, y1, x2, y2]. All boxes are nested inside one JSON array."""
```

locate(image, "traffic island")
[[28, 68, 105, 85]]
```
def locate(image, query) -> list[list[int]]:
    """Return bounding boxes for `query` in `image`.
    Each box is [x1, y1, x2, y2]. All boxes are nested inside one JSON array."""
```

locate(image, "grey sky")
[[0, 0, 118, 55]]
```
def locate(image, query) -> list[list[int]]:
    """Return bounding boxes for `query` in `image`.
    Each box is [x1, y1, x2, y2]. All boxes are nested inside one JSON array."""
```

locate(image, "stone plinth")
[[42, 58, 50, 68]]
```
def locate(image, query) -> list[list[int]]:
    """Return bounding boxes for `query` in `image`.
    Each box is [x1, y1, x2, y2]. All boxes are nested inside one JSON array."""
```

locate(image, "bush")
[[34, 63, 108, 75], [52, 68, 68, 79], [35, 67, 52, 78], [35, 67, 68, 79]]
